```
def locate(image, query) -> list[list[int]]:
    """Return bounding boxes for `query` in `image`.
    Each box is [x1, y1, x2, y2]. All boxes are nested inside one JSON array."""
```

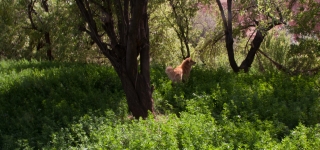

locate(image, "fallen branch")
[[258, 49, 320, 75]]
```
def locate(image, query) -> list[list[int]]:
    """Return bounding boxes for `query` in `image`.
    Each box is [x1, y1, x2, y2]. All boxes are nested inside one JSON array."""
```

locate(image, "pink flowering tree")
[[215, 0, 320, 73]]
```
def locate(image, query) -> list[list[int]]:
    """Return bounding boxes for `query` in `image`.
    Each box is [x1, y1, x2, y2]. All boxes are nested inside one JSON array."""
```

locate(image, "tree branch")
[[257, 49, 290, 72], [27, 0, 37, 30], [227, 0, 233, 33], [75, 0, 115, 62], [216, 0, 228, 30], [169, 0, 190, 59]]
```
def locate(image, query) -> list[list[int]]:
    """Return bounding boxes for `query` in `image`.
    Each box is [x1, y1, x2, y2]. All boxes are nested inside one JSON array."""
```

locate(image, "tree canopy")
[[1, 0, 319, 71]]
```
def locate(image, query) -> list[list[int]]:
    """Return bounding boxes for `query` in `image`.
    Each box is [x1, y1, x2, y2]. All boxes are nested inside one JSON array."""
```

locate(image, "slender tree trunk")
[[217, 0, 239, 72], [169, 0, 190, 59], [28, 0, 54, 61], [225, 30, 239, 72], [42, 0, 53, 61], [44, 32, 54, 61], [239, 31, 264, 72]]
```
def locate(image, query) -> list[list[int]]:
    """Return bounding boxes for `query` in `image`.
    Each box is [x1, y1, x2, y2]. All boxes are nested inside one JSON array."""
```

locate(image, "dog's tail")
[[165, 66, 174, 75]]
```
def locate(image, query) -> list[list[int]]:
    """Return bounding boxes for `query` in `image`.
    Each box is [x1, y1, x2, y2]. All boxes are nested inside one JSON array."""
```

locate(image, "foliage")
[[256, 29, 292, 71], [1, 0, 319, 71], [287, 38, 320, 72], [149, 0, 213, 65], [42, 112, 320, 149], [0, 60, 125, 149], [148, 2, 182, 65], [153, 65, 320, 128], [167, 0, 200, 58], [254, 29, 320, 73], [1, 0, 320, 147], [0, 0, 27, 59], [193, 3, 227, 67], [288, 0, 320, 36], [149, 1, 198, 64], [2, 60, 319, 149], [0, 0, 99, 61]]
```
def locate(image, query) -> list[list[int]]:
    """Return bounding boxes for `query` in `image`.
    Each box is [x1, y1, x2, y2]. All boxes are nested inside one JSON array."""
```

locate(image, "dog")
[[165, 57, 196, 83]]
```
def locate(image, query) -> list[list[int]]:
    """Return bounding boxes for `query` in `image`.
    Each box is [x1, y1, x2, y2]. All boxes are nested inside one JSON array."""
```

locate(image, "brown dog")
[[165, 57, 196, 83]]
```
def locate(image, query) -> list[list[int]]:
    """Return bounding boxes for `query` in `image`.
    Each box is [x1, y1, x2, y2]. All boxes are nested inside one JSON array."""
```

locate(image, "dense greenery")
[[1, 60, 319, 149], [1, 0, 320, 149]]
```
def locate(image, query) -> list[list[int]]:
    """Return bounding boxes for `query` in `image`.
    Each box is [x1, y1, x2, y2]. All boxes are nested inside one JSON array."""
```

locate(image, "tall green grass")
[[153, 65, 320, 128], [0, 60, 126, 149], [1, 60, 320, 149]]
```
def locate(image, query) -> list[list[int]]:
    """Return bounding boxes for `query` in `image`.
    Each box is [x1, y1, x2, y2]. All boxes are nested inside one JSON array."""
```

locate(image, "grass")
[[1, 59, 320, 149]]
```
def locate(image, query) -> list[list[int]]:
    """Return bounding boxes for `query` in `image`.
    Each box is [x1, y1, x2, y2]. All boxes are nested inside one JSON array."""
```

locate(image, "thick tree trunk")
[[75, 0, 154, 119], [116, 68, 154, 119], [111, 45, 154, 119]]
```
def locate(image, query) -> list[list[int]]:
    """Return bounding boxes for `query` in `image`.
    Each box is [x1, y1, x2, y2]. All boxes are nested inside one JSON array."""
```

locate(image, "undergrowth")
[[1, 60, 320, 149]]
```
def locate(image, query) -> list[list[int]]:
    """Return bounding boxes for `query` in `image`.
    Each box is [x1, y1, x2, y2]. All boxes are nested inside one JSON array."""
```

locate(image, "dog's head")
[[185, 57, 196, 66]]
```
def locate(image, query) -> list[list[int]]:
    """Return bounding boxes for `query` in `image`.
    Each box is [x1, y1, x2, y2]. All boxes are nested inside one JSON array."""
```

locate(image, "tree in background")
[[214, 0, 320, 73], [0, 0, 28, 59], [75, 0, 154, 119], [0, 0, 97, 61], [27, 0, 54, 60], [216, 0, 285, 72], [168, 0, 199, 59]]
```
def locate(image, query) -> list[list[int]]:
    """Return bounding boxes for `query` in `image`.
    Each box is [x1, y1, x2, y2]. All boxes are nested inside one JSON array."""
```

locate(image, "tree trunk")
[[169, 0, 191, 59], [27, 0, 54, 61], [119, 71, 154, 119], [225, 30, 239, 72], [44, 32, 54, 61], [42, 0, 53, 61], [239, 31, 264, 72], [111, 44, 154, 119], [75, 0, 154, 119]]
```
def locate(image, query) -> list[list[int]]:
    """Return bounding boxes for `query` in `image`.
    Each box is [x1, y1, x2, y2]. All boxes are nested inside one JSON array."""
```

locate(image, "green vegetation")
[[1, 60, 319, 149], [1, 0, 320, 149]]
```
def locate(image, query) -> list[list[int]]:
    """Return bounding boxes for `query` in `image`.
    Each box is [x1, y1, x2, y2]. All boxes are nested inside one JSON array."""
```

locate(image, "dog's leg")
[[178, 73, 183, 83]]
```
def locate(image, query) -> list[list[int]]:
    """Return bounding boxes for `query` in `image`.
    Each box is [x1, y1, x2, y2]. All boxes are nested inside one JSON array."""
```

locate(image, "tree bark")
[[239, 31, 264, 72]]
